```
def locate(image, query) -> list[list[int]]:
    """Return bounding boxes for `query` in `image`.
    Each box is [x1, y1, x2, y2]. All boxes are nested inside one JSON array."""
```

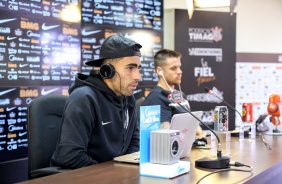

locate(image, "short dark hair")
[[154, 49, 181, 69]]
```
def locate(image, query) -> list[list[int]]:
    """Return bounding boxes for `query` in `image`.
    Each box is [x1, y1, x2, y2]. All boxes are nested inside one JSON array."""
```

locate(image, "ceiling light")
[[194, 0, 230, 8]]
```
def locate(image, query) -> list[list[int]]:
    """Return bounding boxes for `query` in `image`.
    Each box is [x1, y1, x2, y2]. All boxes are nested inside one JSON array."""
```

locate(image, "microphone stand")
[[178, 103, 230, 169], [161, 90, 230, 169], [260, 131, 272, 150]]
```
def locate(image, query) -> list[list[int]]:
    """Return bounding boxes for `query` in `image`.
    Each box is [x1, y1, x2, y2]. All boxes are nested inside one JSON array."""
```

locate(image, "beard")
[[167, 78, 181, 86]]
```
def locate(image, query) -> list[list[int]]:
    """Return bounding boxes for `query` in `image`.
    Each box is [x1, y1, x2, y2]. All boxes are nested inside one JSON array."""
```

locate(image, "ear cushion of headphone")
[[159, 71, 163, 75], [100, 64, 115, 79]]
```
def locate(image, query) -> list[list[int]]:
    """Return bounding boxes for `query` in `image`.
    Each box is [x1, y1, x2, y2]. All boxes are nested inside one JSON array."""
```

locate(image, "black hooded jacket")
[[51, 73, 139, 169]]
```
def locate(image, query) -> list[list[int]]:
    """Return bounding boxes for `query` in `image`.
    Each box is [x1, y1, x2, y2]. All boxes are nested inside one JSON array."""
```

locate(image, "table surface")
[[18, 134, 282, 184]]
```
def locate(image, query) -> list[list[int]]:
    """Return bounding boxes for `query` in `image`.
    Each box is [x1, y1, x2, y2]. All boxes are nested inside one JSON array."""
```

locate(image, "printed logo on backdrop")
[[0, 11, 81, 86], [81, 1, 163, 30], [194, 58, 216, 86], [188, 27, 222, 43], [189, 48, 223, 62], [0, 54, 4, 61], [19, 89, 38, 98], [187, 86, 223, 103]]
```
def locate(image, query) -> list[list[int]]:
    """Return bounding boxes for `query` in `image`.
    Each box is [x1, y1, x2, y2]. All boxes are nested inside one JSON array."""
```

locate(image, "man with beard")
[[144, 49, 205, 138], [51, 34, 141, 169]]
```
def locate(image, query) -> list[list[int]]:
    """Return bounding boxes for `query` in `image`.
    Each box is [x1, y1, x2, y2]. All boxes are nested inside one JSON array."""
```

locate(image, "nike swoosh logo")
[[19, 64, 28, 68], [52, 2, 60, 6], [42, 23, 60, 31], [239, 66, 247, 69], [0, 88, 16, 96], [7, 36, 17, 40], [92, 45, 101, 49], [102, 121, 112, 126], [81, 29, 101, 36], [6, 107, 16, 111], [41, 88, 59, 95], [104, 11, 112, 14], [0, 18, 17, 24], [51, 65, 59, 69], [41, 40, 49, 44], [19, 132, 27, 136]]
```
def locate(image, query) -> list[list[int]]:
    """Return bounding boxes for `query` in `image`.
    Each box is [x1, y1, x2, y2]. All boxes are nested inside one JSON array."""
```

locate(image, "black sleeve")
[[51, 88, 98, 169]]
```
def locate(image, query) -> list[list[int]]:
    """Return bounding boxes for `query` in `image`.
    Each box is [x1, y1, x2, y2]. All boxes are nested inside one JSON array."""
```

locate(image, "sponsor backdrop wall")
[[0, 0, 163, 165], [174, 10, 236, 131], [236, 53, 282, 129]]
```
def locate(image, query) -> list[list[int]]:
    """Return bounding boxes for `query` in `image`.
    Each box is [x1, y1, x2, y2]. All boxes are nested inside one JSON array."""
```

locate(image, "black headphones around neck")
[[99, 63, 116, 79]]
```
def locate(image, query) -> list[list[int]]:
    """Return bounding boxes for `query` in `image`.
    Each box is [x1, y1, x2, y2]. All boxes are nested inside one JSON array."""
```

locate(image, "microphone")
[[161, 90, 230, 169], [204, 87, 243, 121], [161, 90, 173, 101]]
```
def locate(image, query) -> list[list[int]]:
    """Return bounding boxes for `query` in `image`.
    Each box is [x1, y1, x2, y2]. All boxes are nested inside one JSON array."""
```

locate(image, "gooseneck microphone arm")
[[161, 90, 220, 142], [204, 87, 243, 121], [161, 90, 230, 169]]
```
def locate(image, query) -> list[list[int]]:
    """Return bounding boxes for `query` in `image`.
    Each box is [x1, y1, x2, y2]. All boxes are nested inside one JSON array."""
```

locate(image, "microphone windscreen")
[[204, 87, 210, 93], [161, 90, 171, 98]]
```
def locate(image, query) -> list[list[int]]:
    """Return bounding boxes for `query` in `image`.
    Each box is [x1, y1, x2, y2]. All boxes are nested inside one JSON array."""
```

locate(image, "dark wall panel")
[[174, 10, 236, 131]]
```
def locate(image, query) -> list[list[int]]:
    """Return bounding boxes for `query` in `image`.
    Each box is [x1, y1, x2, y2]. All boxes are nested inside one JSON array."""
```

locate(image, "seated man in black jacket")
[[51, 34, 141, 169]]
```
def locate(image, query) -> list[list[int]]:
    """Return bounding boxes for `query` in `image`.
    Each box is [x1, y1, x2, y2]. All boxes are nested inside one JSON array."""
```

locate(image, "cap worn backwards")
[[85, 34, 142, 67]]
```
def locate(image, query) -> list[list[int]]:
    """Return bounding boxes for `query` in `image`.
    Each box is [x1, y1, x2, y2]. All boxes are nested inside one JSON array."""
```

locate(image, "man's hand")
[[196, 126, 206, 139], [160, 121, 170, 129]]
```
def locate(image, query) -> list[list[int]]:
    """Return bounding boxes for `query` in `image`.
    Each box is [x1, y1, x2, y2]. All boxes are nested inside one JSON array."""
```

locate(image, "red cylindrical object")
[[242, 103, 253, 122]]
